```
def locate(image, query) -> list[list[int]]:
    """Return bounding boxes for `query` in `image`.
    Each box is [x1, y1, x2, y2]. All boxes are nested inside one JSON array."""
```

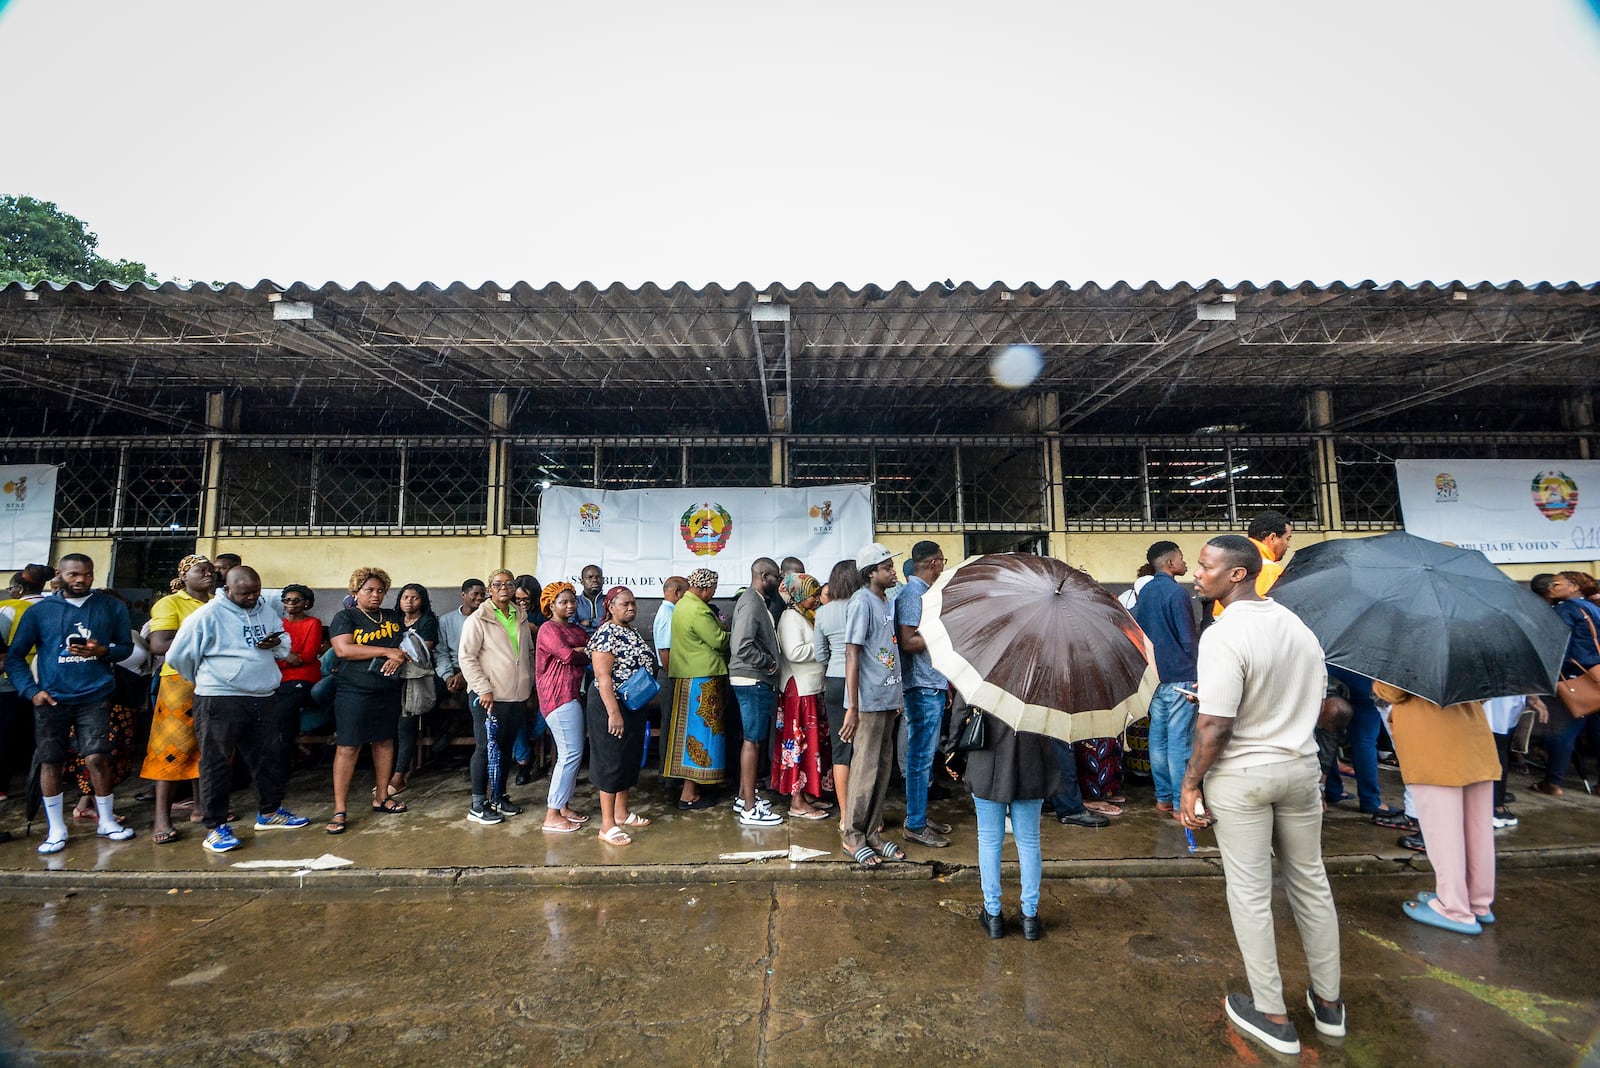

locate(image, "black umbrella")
[[1271, 531, 1568, 707]]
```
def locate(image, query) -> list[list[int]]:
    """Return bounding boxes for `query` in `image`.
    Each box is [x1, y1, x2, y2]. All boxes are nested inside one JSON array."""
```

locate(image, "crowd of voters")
[[1, 510, 1598, 1056]]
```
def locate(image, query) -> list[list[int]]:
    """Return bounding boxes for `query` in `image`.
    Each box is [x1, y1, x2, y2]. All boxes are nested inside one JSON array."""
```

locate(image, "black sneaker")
[[1224, 993, 1300, 1055], [1056, 809, 1109, 828], [468, 801, 504, 825], [1305, 990, 1347, 1038], [493, 796, 523, 817], [979, 910, 1005, 939], [514, 765, 533, 787]]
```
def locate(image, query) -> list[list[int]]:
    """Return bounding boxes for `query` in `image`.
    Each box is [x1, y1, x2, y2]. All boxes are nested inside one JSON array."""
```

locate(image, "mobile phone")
[[66, 634, 88, 648], [1173, 686, 1199, 700]]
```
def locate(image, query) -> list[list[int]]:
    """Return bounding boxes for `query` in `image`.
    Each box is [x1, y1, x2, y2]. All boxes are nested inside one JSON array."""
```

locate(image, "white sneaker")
[[738, 801, 783, 827], [1492, 812, 1519, 829]]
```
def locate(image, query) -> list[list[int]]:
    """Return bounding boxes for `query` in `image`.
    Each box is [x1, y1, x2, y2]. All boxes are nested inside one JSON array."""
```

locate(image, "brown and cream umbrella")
[[921, 554, 1158, 743]]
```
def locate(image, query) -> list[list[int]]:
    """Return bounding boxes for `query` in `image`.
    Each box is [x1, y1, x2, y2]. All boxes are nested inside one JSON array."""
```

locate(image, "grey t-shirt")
[[844, 586, 903, 712]]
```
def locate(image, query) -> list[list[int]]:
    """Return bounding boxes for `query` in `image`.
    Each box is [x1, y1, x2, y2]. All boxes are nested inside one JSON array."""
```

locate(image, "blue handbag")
[[617, 665, 660, 711]]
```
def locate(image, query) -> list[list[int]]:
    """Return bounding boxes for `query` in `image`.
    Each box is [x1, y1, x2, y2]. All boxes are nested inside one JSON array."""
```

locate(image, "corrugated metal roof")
[[1, 279, 1595, 437]]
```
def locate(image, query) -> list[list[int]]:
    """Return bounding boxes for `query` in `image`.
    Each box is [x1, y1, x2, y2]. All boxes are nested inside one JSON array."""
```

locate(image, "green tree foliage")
[[0, 195, 156, 286]]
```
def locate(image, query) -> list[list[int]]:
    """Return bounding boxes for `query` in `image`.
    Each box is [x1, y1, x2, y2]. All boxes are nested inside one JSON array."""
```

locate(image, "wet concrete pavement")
[[0, 758, 1597, 889], [1, 758, 1598, 1064], [1, 867, 1597, 1066]]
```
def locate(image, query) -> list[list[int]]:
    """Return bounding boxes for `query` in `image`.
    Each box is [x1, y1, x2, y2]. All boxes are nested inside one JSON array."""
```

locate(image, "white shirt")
[[1197, 598, 1326, 771]]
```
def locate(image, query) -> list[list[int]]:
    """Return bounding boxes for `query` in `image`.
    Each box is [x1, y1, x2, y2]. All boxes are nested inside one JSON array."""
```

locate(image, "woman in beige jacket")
[[458, 569, 537, 826]]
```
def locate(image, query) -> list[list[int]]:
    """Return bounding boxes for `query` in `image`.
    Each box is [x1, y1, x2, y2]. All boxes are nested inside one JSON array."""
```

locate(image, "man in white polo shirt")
[[1181, 534, 1344, 1057]]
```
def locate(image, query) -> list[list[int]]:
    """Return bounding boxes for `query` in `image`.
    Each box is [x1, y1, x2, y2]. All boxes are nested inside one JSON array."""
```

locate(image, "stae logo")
[[808, 498, 834, 534], [680, 502, 733, 557], [1530, 470, 1578, 521], [579, 502, 602, 532], [1433, 473, 1458, 502]]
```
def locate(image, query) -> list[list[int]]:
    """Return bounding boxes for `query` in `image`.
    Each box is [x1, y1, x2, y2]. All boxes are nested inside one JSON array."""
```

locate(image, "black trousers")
[[195, 695, 285, 829], [469, 695, 527, 800]]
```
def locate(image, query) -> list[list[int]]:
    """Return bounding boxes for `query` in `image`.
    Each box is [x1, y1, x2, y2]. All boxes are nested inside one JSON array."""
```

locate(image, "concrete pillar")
[[197, 391, 227, 554], [487, 392, 510, 570], [1042, 392, 1068, 561], [1306, 389, 1343, 531]]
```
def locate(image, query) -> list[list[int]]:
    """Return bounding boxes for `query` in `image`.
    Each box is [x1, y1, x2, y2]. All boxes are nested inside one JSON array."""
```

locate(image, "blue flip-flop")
[[1403, 898, 1482, 935], [1416, 890, 1494, 925]]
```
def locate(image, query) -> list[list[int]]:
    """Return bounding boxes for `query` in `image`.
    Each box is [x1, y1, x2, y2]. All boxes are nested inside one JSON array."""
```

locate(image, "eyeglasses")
[[488, 581, 514, 589]]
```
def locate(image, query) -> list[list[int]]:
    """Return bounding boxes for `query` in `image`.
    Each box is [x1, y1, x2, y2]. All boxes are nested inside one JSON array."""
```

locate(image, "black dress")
[[584, 622, 653, 792], [329, 607, 406, 746]]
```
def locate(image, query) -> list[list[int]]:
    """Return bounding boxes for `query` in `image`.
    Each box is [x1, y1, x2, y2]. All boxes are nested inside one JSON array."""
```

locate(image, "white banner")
[[1396, 459, 1600, 563], [534, 484, 875, 593], [0, 465, 57, 570]]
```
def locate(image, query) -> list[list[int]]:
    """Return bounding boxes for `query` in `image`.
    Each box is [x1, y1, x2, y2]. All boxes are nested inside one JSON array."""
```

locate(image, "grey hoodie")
[[164, 594, 289, 698]]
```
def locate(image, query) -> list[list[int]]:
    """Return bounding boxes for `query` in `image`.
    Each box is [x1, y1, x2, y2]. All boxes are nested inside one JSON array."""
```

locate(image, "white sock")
[[95, 794, 119, 833], [43, 793, 68, 842]]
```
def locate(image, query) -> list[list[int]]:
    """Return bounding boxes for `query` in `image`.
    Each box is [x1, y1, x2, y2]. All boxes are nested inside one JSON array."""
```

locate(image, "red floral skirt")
[[771, 679, 831, 798]]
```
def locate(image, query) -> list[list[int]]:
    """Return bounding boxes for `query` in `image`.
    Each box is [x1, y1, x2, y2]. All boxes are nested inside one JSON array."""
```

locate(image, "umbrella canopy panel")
[[922, 553, 1158, 742], [1272, 532, 1569, 706]]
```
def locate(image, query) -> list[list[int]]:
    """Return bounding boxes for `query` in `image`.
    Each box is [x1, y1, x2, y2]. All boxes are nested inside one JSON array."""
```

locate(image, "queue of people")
[[0, 533, 1596, 1058]]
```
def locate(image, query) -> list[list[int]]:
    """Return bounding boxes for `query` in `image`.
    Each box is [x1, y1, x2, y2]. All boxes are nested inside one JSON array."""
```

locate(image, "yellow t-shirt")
[[151, 590, 209, 678], [1213, 537, 1287, 617]]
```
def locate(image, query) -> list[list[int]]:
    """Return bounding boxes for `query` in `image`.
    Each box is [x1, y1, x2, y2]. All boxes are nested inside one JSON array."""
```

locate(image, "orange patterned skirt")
[[139, 674, 199, 781]]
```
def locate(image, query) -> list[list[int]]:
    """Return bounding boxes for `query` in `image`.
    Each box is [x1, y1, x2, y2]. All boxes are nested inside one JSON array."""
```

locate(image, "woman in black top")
[[389, 582, 440, 801], [327, 567, 410, 834]]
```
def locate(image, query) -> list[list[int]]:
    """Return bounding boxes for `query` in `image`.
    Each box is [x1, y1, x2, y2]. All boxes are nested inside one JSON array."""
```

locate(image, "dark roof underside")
[[1, 279, 1595, 438]]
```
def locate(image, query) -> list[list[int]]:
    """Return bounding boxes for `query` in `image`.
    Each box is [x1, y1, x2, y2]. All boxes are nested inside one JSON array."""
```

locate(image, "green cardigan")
[[667, 593, 730, 679]]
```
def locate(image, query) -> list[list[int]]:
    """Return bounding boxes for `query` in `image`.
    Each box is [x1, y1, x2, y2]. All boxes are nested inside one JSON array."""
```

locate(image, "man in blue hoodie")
[[165, 566, 309, 853], [4, 554, 136, 853]]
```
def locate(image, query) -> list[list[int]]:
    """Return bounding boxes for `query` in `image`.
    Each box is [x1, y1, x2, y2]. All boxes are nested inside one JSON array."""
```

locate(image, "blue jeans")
[[1147, 681, 1197, 805], [1047, 738, 1086, 815], [512, 714, 547, 766], [902, 686, 945, 831], [1544, 694, 1600, 787], [1324, 693, 1385, 811], [973, 796, 1042, 918]]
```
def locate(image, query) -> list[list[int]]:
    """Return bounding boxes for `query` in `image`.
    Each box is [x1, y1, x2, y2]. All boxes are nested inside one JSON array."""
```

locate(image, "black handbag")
[[954, 707, 988, 752]]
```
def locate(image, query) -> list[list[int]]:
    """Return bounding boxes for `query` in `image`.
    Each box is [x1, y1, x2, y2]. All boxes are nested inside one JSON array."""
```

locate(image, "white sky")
[[4, 0, 1599, 289]]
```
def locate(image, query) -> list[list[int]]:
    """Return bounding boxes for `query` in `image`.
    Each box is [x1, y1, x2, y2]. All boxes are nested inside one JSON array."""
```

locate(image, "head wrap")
[[601, 585, 632, 623], [781, 573, 821, 624], [171, 554, 211, 593], [687, 568, 718, 590], [540, 581, 575, 620]]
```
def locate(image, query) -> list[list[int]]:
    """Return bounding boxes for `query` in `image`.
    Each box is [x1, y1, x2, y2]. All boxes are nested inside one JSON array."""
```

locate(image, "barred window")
[[312, 448, 401, 527], [1061, 443, 1145, 524], [601, 445, 682, 490], [220, 446, 315, 529], [507, 444, 597, 529], [120, 446, 204, 532], [788, 444, 871, 486], [875, 445, 958, 524], [403, 446, 489, 528], [960, 444, 1045, 526], [686, 445, 769, 487]]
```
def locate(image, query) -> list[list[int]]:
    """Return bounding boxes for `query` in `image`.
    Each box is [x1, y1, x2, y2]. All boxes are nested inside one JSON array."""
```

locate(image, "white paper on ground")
[[231, 854, 354, 870], [716, 846, 831, 863]]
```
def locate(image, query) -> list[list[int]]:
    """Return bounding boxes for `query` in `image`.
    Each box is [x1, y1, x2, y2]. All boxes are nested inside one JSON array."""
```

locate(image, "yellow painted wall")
[[48, 537, 116, 572], [185, 535, 543, 590], [45, 530, 1596, 597]]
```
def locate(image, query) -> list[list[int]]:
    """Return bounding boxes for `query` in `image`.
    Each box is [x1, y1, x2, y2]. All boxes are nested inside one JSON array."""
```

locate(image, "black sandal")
[[853, 846, 884, 869], [326, 811, 348, 835], [372, 797, 408, 814]]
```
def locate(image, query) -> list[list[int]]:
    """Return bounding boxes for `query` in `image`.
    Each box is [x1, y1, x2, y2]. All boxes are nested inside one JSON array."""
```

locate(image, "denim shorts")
[[733, 681, 777, 744], [33, 699, 112, 765]]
